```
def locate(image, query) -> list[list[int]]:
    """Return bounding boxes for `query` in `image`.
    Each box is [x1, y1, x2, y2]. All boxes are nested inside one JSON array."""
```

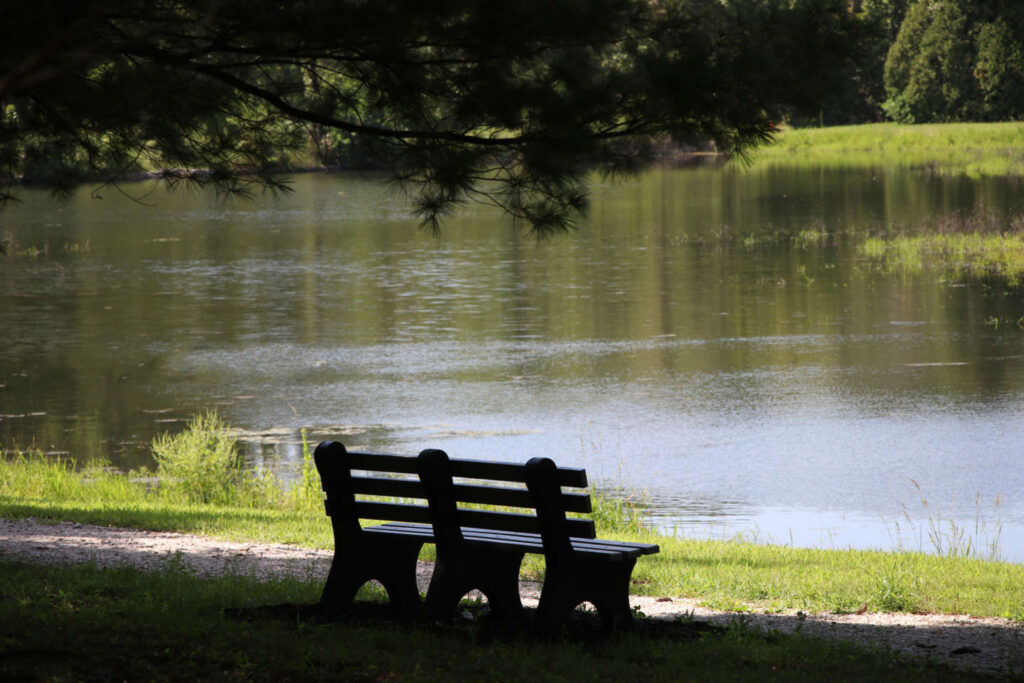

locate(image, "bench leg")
[[424, 547, 525, 622], [537, 557, 637, 632], [320, 537, 425, 617]]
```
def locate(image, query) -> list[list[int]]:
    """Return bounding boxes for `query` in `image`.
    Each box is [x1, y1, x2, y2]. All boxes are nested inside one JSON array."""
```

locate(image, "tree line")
[[821, 0, 1024, 125], [1, 0, 1021, 231]]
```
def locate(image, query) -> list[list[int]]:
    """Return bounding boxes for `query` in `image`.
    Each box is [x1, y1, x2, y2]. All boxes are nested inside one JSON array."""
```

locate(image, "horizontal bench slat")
[[356, 519, 655, 558], [345, 451, 587, 488], [455, 508, 596, 538], [365, 514, 593, 540], [346, 451, 420, 474], [565, 537, 660, 556], [456, 508, 539, 534], [460, 527, 656, 558], [364, 522, 433, 538], [354, 501, 433, 524], [450, 459, 588, 488], [351, 505, 596, 540], [351, 476, 424, 499], [451, 484, 592, 513], [460, 530, 601, 556], [348, 478, 590, 513], [373, 522, 651, 560], [461, 534, 620, 558], [452, 483, 532, 508]]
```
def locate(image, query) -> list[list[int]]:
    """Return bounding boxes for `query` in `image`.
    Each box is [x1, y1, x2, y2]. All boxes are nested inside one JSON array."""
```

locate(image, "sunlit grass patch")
[[859, 232, 1024, 285], [850, 207, 1024, 288], [628, 536, 1024, 619], [753, 122, 1024, 177]]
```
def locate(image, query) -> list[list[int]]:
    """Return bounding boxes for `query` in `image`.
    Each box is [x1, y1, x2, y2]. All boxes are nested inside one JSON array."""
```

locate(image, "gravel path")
[[2, 517, 1022, 677]]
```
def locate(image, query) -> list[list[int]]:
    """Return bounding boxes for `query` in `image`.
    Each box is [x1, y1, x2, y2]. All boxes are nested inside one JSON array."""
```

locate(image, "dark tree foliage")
[[820, 0, 910, 124], [975, 16, 1024, 120], [858, 0, 910, 41], [1, 0, 862, 233]]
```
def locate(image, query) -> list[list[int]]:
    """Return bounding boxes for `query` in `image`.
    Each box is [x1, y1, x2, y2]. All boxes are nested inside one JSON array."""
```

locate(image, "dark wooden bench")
[[313, 440, 659, 629]]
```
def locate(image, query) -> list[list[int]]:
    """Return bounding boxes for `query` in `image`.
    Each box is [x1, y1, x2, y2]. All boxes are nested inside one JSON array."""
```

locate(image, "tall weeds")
[[288, 430, 324, 512], [151, 412, 259, 506], [890, 482, 1006, 562], [589, 490, 650, 536]]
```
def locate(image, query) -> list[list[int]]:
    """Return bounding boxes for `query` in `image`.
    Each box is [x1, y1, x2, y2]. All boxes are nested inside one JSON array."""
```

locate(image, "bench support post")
[[418, 448, 525, 621], [422, 545, 525, 620], [320, 533, 425, 616], [535, 556, 637, 631], [315, 441, 425, 616], [527, 456, 638, 631]]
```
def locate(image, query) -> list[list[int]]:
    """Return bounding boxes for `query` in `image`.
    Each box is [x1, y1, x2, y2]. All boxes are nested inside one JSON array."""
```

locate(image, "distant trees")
[[860, 0, 911, 40], [800, 0, 909, 125], [774, 0, 1024, 126], [883, 1, 1024, 123], [974, 16, 1024, 120]]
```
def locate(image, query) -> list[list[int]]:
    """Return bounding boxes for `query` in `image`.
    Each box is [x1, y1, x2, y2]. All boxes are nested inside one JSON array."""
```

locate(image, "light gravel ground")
[[2, 517, 1022, 677]]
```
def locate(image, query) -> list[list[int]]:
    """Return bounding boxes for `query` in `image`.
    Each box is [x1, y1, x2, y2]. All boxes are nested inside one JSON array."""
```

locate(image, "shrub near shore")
[[2, 414, 1023, 621]]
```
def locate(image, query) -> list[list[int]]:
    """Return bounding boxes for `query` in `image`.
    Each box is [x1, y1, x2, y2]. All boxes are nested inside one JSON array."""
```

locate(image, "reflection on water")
[[2, 166, 1023, 561]]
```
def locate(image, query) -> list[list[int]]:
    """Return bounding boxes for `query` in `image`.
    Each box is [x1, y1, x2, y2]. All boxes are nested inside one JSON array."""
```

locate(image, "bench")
[[313, 440, 659, 629]]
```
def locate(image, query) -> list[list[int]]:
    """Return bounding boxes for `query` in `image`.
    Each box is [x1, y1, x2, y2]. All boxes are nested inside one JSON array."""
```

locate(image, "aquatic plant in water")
[[858, 210, 1024, 285]]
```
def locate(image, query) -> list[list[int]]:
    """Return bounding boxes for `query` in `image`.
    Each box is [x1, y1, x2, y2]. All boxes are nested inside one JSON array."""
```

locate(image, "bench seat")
[[368, 522, 658, 561]]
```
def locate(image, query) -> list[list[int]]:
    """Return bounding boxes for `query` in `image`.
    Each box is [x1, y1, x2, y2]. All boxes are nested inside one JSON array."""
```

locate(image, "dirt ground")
[[2, 516, 1021, 677]]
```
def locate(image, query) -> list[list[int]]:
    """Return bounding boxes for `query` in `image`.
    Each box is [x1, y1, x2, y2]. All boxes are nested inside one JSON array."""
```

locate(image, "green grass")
[[853, 208, 1024, 287], [860, 232, 1024, 286], [752, 122, 1024, 176], [4, 451, 1024, 622], [0, 559, 999, 682], [637, 536, 1023, 619]]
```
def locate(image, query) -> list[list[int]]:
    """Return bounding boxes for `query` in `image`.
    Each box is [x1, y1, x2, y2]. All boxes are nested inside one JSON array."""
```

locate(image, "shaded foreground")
[[1, 557, 1007, 683], [1, 517, 1022, 679]]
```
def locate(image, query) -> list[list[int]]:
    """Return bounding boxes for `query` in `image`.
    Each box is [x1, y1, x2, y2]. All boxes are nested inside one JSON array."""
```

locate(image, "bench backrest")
[[315, 441, 428, 540], [416, 448, 596, 545], [314, 441, 596, 542]]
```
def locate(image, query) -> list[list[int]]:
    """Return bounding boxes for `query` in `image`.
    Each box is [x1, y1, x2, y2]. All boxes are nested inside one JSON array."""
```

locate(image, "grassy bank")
[[752, 122, 1024, 176], [3, 423, 1023, 621], [4, 560, 992, 683]]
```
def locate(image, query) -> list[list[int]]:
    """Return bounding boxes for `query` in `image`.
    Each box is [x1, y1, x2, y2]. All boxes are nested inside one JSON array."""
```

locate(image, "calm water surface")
[[2, 165, 1023, 561]]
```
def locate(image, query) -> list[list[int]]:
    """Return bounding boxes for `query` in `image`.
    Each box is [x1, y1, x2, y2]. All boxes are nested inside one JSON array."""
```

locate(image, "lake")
[[2, 163, 1022, 562]]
